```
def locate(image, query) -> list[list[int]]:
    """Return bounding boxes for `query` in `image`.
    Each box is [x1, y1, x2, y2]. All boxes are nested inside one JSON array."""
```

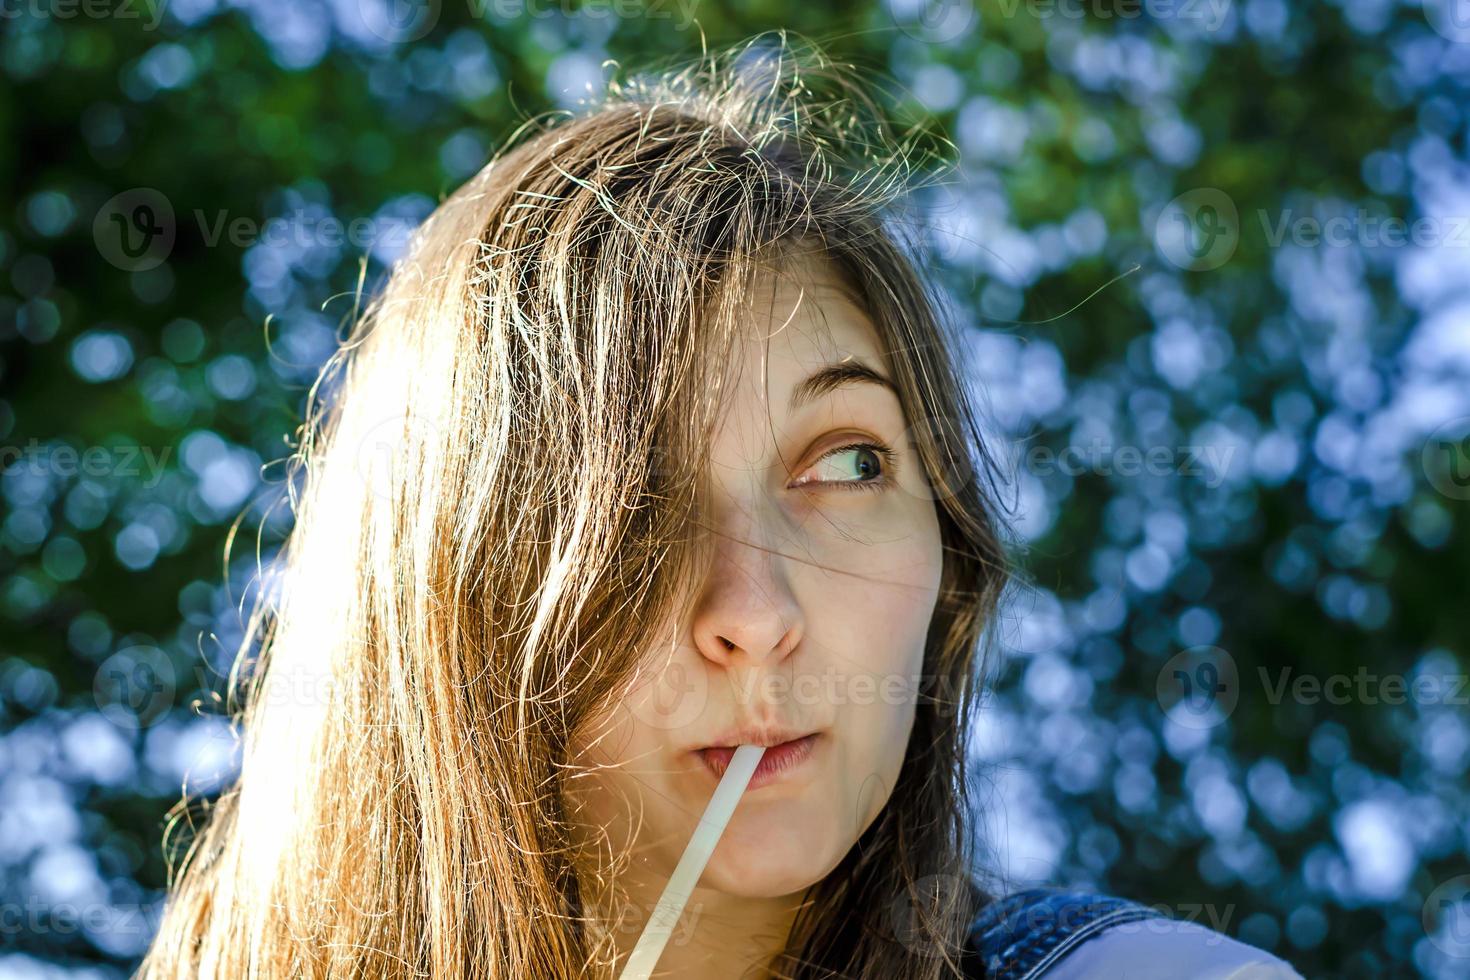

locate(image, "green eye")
[[797, 442, 896, 491]]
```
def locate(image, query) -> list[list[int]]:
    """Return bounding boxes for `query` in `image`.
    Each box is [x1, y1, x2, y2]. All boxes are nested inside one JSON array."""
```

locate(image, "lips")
[[694, 732, 822, 790], [692, 723, 820, 751]]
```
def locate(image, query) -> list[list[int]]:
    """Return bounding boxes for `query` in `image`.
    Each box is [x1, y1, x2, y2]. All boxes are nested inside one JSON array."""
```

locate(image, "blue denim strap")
[[967, 888, 1167, 979]]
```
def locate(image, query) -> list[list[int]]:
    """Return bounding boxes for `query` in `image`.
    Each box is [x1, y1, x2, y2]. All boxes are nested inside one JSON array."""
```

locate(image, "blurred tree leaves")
[[3, 1, 1469, 977]]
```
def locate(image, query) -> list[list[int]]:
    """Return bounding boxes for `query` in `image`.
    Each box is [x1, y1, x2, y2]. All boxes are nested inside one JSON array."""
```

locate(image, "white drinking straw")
[[616, 744, 766, 980]]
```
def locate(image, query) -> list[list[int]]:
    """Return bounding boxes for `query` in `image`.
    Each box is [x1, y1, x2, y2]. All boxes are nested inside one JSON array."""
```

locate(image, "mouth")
[[693, 731, 823, 791]]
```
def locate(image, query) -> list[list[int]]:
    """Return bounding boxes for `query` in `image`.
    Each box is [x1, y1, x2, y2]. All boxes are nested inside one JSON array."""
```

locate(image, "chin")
[[696, 808, 847, 898]]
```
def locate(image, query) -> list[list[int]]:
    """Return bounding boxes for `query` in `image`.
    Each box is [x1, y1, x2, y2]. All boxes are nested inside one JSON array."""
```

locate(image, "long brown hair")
[[139, 32, 1010, 980]]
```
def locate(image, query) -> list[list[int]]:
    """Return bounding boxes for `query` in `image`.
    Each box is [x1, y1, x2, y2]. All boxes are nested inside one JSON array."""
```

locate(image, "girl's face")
[[568, 253, 944, 900]]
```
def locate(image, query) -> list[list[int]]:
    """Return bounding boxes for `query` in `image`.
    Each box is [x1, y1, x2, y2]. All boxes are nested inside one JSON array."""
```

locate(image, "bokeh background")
[[4, 0, 1470, 977]]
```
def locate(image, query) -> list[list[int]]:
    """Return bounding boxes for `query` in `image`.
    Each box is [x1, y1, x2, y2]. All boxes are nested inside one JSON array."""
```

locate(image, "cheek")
[[562, 656, 716, 870], [563, 707, 689, 881], [563, 706, 637, 851], [797, 502, 943, 832], [829, 551, 935, 757], [802, 496, 943, 675]]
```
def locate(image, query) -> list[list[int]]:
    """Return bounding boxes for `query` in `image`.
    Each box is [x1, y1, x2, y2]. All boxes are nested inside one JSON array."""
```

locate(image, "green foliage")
[[3, 1, 1469, 976]]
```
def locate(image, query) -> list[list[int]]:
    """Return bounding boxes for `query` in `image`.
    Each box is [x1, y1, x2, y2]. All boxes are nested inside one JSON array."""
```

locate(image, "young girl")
[[139, 36, 1303, 980]]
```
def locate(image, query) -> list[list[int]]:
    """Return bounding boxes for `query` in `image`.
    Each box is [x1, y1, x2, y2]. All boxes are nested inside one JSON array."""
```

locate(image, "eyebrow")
[[788, 359, 899, 413]]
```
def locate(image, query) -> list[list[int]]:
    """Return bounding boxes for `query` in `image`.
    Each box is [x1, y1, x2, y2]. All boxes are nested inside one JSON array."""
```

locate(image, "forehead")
[[733, 251, 887, 385]]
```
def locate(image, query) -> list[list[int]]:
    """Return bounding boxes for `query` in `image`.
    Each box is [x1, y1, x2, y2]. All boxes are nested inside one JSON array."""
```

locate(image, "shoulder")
[[965, 887, 1305, 980], [1035, 915, 1306, 980]]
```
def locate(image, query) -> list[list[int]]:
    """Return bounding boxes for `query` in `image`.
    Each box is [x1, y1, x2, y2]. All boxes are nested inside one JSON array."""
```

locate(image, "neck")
[[586, 869, 808, 980]]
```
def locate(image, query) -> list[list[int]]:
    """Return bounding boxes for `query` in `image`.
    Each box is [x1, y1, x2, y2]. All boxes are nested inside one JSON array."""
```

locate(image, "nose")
[[689, 501, 805, 669]]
